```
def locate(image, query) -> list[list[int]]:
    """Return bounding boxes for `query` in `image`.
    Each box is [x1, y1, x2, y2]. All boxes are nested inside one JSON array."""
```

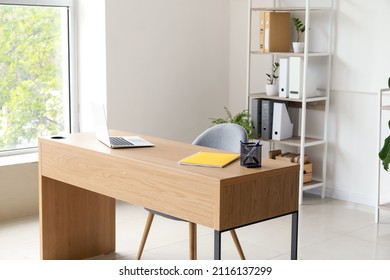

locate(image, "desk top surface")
[[39, 130, 298, 181], [39, 130, 300, 231]]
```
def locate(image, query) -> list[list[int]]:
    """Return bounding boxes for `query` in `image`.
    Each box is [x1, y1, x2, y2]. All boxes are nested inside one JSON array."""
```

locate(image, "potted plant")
[[292, 17, 305, 53], [210, 106, 253, 139], [378, 77, 390, 171], [265, 62, 280, 96]]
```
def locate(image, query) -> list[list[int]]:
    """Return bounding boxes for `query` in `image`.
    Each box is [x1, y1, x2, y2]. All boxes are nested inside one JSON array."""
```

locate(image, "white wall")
[[326, 0, 390, 205], [77, 0, 107, 132], [332, 0, 390, 92], [104, 0, 230, 143], [228, 0, 249, 113]]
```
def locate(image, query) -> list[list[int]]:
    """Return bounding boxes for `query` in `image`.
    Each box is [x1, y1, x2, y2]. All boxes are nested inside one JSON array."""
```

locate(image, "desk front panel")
[[218, 168, 299, 230], [39, 176, 115, 259]]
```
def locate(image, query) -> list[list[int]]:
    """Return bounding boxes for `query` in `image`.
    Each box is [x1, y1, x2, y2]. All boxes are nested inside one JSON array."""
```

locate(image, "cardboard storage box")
[[269, 150, 313, 183], [259, 11, 291, 52]]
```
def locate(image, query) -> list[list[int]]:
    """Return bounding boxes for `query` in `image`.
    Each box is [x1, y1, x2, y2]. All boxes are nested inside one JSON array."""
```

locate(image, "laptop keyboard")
[[109, 136, 133, 146]]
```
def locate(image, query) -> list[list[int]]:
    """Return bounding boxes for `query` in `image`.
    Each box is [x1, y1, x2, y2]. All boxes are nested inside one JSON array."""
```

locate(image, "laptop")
[[91, 102, 154, 149]]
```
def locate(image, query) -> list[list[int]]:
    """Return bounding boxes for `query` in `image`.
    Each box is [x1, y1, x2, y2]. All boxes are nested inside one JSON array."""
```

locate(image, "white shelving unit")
[[376, 88, 390, 223], [246, 0, 334, 204]]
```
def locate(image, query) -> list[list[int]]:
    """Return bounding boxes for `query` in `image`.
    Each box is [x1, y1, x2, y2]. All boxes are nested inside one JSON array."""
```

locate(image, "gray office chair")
[[136, 123, 248, 260]]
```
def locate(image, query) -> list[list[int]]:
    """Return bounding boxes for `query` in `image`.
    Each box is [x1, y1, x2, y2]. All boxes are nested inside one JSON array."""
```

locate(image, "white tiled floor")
[[2, 193, 390, 260]]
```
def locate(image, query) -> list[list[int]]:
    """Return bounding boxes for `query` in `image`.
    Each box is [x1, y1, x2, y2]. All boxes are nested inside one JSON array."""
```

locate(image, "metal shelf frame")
[[246, 0, 334, 204]]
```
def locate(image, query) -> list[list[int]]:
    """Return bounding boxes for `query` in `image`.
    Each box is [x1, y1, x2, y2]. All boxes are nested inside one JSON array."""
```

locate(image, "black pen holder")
[[240, 142, 262, 168]]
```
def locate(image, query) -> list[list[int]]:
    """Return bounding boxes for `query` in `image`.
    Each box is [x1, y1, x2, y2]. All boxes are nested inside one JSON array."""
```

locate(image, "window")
[[0, 0, 75, 156]]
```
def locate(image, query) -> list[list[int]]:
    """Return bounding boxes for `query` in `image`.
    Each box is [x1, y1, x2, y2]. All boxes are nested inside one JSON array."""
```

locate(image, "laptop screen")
[[90, 102, 112, 147]]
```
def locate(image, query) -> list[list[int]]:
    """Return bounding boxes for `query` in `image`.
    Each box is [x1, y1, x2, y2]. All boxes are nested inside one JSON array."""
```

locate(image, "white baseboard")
[[306, 185, 378, 207]]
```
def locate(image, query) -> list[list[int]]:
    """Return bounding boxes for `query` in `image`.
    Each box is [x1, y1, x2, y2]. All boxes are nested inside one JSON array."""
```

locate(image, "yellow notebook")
[[178, 151, 240, 168]]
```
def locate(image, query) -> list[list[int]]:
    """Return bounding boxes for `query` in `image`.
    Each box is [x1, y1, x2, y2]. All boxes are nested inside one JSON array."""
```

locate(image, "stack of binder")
[[251, 99, 293, 141], [276, 57, 318, 99]]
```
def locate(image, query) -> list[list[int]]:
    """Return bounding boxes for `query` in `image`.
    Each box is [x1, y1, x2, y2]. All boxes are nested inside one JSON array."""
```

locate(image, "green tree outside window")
[[0, 5, 67, 151]]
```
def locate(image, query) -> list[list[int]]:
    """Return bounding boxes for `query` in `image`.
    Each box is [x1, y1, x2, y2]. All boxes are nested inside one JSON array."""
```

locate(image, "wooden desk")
[[38, 131, 299, 260]]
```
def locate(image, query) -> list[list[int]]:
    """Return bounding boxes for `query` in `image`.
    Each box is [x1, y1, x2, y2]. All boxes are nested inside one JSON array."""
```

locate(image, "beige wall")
[[0, 162, 38, 221], [104, 0, 230, 143], [77, 0, 231, 143], [77, 0, 107, 132]]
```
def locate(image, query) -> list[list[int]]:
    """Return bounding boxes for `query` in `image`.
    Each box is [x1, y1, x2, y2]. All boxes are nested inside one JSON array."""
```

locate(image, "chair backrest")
[[192, 123, 248, 153]]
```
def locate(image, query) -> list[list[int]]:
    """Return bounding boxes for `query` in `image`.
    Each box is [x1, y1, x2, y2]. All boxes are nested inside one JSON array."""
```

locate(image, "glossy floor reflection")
[[1, 194, 390, 260]]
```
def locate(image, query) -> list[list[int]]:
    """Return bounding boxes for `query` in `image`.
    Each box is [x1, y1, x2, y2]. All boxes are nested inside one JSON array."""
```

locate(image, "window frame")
[[0, 0, 78, 157]]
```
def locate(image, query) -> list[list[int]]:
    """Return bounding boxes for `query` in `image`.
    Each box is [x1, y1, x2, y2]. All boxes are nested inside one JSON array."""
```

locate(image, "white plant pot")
[[266, 84, 279, 96], [292, 42, 304, 53]]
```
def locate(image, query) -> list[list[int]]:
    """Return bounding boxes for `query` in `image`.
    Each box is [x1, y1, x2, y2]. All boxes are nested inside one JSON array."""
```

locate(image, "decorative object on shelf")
[[265, 62, 280, 96], [269, 149, 312, 183], [379, 77, 390, 171], [292, 17, 305, 53], [210, 107, 253, 139]]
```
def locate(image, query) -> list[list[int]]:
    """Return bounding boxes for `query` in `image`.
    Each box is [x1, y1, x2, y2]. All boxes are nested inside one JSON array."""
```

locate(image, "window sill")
[[0, 152, 38, 167]]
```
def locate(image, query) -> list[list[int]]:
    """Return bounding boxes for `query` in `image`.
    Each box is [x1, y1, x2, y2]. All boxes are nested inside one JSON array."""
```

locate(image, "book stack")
[[251, 99, 293, 141]]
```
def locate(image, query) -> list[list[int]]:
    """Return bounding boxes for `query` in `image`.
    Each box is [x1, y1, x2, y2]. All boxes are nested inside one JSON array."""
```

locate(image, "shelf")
[[250, 51, 331, 57], [381, 105, 390, 111], [302, 180, 324, 192], [250, 93, 328, 103], [378, 202, 390, 210], [251, 7, 333, 12], [248, 0, 333, 204], [259, 136, 326, 148]]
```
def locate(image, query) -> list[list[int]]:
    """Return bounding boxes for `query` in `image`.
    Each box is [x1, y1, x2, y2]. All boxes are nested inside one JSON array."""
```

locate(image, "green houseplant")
[[265, 62, 280, 96], [266, 62, 280, 85], [292, 17, 305, 53], [379, 76, 390, 171], [210, 107, 253, 139]]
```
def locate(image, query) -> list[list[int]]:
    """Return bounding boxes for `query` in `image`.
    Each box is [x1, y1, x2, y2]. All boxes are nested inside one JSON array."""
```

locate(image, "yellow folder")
[[178, 151, 240, 168]]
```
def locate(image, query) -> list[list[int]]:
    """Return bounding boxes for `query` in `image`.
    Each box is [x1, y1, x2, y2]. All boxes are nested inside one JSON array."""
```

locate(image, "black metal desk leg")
[[214, 230, 221, 260], [291, 211, 298, 260]]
